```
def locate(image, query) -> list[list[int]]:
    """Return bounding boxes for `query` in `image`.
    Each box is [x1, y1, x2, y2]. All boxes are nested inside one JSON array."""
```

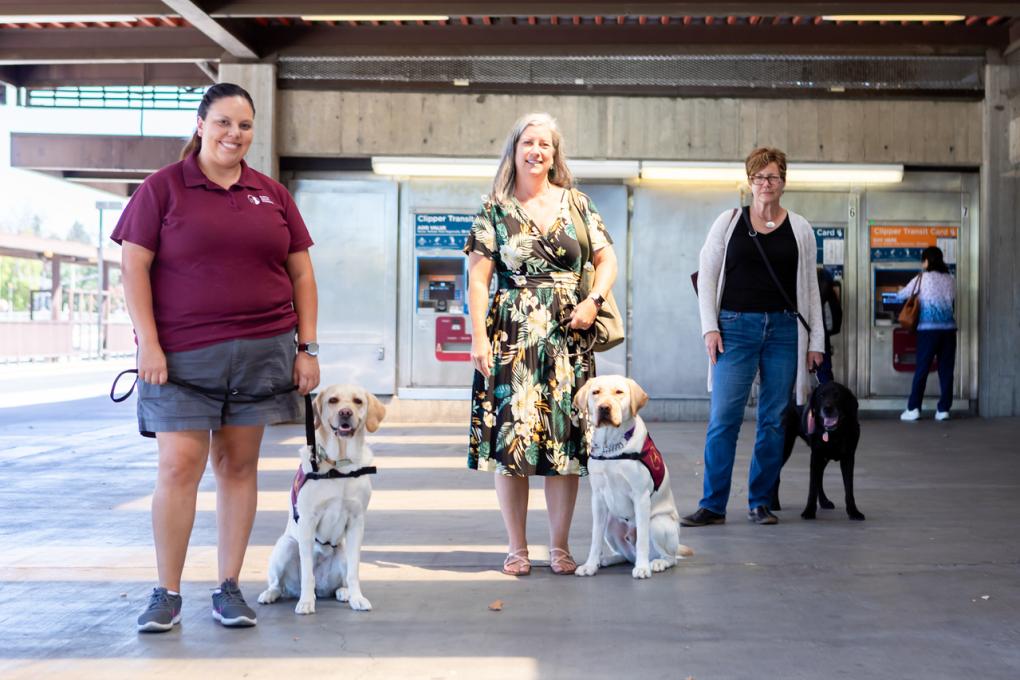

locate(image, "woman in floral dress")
[[465, 113, 618, 576]]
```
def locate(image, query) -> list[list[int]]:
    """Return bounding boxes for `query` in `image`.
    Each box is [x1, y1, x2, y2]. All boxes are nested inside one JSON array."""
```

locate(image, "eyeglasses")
[[749, 174, 784, 186]]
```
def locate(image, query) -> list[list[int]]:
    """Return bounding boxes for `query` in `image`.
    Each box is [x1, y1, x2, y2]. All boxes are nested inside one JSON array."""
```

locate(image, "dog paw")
[[848, 510, 866, 521], [819, 498, 836, 510], [650, 559, 672, 573], [347, 594, 372, 611], [575, 562, 599, 577], [801, 510, 816, 520], [294, 599, 316, 615], [257, 588, 280, 605], [632, 565, 651, 579], [335, 587, 349, 602]]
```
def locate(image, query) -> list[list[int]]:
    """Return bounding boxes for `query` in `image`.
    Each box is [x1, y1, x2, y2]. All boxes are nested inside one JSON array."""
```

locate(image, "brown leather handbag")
[[898, 273, 923, 331]]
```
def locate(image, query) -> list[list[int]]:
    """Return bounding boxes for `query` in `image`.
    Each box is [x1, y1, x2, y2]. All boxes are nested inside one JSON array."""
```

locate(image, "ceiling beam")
[[10, 133, 185, 173], [0, 1, 166, 15], [7, 62, 212, 86], [262, 22, 1009, 56], [160, 0, 258, 58], [204, 2, 1020, 18], [0, 27, 223, 64]]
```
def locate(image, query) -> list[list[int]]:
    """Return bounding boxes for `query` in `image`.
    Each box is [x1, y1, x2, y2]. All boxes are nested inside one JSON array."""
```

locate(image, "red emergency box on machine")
[[893, 328, 937, 373], [435, 316, 471, 362]]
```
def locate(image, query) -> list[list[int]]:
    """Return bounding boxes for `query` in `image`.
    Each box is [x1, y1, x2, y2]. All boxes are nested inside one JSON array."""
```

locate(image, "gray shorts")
[[137, 330, 301, 436]]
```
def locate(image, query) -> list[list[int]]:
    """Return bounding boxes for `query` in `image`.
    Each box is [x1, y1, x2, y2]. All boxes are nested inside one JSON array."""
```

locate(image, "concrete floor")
[[0, 394, 1018, 679]]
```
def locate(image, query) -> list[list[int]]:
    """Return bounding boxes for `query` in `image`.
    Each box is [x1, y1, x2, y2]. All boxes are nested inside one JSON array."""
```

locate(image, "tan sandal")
[[549, 547, 577, 575], [502, 549, 531, 576]]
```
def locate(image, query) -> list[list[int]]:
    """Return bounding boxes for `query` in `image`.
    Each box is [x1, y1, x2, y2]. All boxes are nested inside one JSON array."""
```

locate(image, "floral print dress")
[[465, 189, 612, 477]]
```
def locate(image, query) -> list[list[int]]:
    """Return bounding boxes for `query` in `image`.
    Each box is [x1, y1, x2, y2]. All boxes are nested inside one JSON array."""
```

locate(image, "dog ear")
[[572, 378, 594, 416], [365, 392, 386, 433], [627, 378, 649, 416], [312, 391, 325, 431], [805, 408, 816, 435]]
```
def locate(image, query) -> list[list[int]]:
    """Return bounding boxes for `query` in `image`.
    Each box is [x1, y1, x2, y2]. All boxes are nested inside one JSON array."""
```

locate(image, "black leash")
[[110, 368, 298, 404]]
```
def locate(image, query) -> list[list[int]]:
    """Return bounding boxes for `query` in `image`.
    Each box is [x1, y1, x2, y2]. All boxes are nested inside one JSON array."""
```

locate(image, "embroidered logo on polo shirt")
[[247, 194, 275, 206], [247, 195, 261, 205], [259, 195, 275, 205]]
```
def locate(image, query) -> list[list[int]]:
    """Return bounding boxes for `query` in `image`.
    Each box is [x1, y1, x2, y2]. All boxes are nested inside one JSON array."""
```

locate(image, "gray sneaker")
[[137, 587, 182, 633], [211, 578, 257, 627]]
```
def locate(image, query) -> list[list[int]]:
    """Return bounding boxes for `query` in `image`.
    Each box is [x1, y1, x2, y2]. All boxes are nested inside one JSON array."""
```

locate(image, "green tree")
[[0, 256, 45, 312], [66, 221, 93, 245]]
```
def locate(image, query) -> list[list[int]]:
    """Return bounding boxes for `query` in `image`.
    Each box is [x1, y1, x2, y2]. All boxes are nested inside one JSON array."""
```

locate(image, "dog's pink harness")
[[290, 463, 377, 523]]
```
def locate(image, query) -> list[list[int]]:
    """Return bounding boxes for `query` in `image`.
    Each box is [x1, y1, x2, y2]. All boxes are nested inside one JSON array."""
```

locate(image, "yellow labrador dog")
[[573, 375, 693, 579], [258, 384, 385, 613]]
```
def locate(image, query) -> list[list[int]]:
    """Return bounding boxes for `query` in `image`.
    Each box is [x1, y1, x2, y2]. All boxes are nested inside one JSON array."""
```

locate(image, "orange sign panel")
[[870, 225, 958, 248]]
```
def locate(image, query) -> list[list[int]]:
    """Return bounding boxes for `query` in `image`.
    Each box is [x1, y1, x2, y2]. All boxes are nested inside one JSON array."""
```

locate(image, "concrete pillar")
[[979, 52, 1020, 416], [50, 258, 61, 321], [218, 62, 277, 179]]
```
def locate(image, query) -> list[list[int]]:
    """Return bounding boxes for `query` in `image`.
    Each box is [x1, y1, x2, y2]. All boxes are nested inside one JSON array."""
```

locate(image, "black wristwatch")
[[588, 293, 605, 309], [297, 341, 319, 357]]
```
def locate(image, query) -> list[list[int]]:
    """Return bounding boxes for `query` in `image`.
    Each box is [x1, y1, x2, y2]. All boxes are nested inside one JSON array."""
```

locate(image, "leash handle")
[[110, 369, 139, 403], [304, 393, 315, 447]]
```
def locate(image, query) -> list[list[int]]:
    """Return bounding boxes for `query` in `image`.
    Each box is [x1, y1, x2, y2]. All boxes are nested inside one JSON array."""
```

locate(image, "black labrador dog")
[[771, 381, 865, 521]]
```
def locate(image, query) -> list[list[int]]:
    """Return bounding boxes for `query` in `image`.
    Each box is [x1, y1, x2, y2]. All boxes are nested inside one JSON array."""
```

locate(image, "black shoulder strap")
[[745, 211, 811, 333]]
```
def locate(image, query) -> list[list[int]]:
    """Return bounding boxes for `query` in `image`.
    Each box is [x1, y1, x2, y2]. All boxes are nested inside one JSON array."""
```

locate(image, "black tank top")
[[720, 207, 798, 313]]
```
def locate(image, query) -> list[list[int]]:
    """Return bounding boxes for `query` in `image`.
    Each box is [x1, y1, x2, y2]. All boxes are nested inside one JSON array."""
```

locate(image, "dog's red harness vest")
[[590, 428, 666, 493], [638, 435, 666, 492]]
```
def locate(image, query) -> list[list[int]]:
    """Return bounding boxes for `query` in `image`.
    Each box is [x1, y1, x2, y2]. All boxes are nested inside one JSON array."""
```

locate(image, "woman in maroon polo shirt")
[[112, 83, 320, 632]]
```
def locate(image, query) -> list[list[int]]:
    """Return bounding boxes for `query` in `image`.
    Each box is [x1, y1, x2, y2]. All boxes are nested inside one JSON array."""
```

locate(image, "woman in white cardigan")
[[681, 147, 824, 527]]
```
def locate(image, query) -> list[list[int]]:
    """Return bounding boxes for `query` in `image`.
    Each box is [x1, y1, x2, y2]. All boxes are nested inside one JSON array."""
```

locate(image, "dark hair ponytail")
[[921, 245, 950, 274], [179, 82, 256, 160]]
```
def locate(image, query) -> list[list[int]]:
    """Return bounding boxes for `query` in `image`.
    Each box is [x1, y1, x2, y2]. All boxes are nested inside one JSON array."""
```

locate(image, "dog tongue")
[[823, 415, 838, 428]]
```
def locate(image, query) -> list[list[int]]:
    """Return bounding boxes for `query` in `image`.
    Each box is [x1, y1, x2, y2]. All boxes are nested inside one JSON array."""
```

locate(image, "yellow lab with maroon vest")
[[573, 376, 693, 579], [258, 384, 385, 613]]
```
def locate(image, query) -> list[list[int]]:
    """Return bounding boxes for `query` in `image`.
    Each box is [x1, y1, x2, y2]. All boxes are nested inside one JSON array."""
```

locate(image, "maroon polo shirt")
[[111, 152, 314, 352]]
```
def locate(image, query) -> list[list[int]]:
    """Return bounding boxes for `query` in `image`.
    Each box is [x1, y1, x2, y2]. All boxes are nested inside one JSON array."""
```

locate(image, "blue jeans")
[[908, 329, 956, 412], [700, 310, 799, 515]]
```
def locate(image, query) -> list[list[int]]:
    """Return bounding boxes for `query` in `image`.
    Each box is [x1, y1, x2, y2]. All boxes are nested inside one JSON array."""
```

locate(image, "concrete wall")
[[979, 54, 1020, 417], [220, 62, 277, 178], [279, 90, 982, 165]]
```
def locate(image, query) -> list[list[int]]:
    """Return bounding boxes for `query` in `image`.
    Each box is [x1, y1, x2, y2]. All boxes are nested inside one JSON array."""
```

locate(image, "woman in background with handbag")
[[896, 246, 957, 422], [464, 112, 618, 576], [682, 147, 824, 528]]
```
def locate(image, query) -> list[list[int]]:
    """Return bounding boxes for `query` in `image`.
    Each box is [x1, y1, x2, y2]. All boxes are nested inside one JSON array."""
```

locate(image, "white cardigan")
[[697, 208, 824, 406]]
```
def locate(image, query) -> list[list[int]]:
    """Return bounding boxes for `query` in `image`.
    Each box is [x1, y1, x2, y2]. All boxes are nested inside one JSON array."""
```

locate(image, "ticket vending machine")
[[409, 212, 476, 388], [868, 224, 958, 396]]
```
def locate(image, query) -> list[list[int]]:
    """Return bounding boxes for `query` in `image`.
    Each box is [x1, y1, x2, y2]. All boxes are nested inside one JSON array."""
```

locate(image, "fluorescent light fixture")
[[372, 157, 640, 180], [821, 15, 966, 22], [372, 157, 496, 178], [787, 163, 903, 184], [569, 160, 640, 179], [641, 161, 746, 182], [301, 15, 450, 22], [640, 161, 903, 184]]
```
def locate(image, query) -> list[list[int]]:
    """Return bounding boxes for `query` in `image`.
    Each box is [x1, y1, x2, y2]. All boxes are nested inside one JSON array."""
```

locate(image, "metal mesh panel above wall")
[[278, 55, 984, 93]]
